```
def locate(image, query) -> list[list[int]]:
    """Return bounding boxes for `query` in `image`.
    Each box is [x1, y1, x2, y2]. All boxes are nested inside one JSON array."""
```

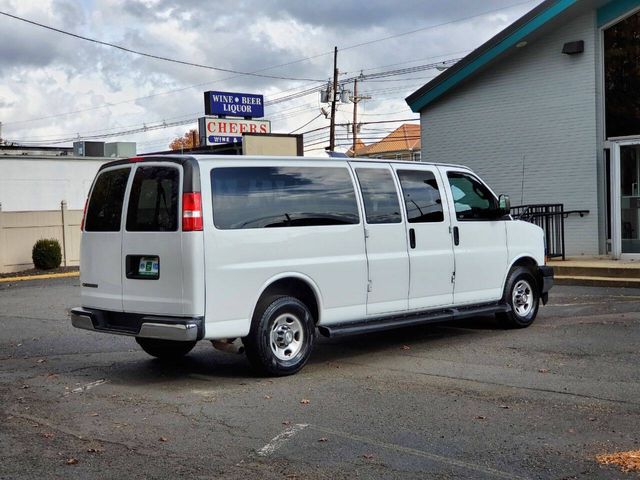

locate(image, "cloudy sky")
[[0, 0, 543, 154]]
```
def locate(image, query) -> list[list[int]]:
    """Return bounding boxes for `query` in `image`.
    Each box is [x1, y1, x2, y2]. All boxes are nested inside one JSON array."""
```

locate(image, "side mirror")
[[498, 194, 511, 216]]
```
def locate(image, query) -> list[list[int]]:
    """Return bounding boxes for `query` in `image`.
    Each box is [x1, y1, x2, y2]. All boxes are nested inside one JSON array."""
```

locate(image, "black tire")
[[497, 266, 540, 329], [135, 337, 196, 360], [243, 295, 316, 376]]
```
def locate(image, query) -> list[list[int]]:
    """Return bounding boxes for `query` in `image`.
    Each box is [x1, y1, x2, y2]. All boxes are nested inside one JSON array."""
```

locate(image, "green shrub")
[[32, 239, 62, 270]]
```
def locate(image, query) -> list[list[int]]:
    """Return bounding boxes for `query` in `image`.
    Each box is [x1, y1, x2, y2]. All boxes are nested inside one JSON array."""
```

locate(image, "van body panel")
[[505, 221, 546, 269], [350, 162, 410, 316], [440, 166, 509, 305], [392, 163, 456, 310], [200, 159, 367, 336], [80, 231, 125, 310], [80, 165, 132, 311]]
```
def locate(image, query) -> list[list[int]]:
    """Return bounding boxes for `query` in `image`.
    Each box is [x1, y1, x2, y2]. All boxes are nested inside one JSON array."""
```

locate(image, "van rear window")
[[126, 166, 179, 232], [85, 168, 130, 232], [211, 167, 359, 229]]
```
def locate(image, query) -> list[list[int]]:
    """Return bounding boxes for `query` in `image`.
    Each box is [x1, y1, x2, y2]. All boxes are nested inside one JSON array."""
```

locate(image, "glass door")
[[612, 141, 640, 258], [620, 145, 640, 253]]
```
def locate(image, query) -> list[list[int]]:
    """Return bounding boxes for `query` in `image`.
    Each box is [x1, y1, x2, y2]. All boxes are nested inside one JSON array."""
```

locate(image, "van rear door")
[[121, 163, 188, 315], [81, 166, 131, 311]]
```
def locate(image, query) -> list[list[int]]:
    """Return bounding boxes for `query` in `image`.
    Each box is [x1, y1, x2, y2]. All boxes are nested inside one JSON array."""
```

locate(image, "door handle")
[[453, 226, 460, 246], [409, 228, 416, 249]]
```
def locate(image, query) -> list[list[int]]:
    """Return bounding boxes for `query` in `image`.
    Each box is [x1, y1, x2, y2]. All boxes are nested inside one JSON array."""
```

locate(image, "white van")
[[71, 155, 553, 376]]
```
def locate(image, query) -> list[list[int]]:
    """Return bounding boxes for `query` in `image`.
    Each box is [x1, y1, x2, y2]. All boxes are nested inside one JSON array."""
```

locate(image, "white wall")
[[0, 157, 108, 211], [420, 10, 600, 256]]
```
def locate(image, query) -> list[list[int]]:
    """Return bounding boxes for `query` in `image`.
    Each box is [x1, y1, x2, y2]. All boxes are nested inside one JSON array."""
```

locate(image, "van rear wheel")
[[243, 295, 316, 376], [136, 337, 196, 360]]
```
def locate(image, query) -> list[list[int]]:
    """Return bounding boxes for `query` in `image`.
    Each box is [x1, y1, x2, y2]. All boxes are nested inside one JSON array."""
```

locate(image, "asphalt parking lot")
[[1, 277, 639, 479]]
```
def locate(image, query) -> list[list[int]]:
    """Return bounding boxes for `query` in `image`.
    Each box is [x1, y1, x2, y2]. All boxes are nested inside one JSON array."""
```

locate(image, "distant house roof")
[[406, 0, 619, 112], [349, 124, 421, 157]]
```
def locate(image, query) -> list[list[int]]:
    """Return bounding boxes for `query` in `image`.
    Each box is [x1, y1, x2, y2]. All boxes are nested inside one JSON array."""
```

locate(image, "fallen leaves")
[[596, 450, 640, 472], [65, 458, 78, 465], [159, 437, 168, 442], [362, 453, 375, 460], [300, 399, 310, 405], [538, 368, 549, 374], [401, 345, 411, 350], [42, 432, 55, 439], [318, 438, 328, 443], [86, 447, 104, 454], [475, 415, 486, 420]]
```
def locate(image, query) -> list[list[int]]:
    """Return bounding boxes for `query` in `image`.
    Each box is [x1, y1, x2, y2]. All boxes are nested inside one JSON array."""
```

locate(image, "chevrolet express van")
[[71, 155, 553, 376]]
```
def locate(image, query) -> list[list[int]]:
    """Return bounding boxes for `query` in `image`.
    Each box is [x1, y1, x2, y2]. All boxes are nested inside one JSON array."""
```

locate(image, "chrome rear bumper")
[[70, 307, 203, 342]]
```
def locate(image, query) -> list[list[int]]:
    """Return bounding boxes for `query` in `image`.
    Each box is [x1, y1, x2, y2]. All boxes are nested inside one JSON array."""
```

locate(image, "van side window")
[[397, 170, 444, 223], [126, 166, 179, 232], [446, 172, 498, 221], [355, 168, 402, 224], [85, 168, 130, 232], [211, 167, 359, 229]]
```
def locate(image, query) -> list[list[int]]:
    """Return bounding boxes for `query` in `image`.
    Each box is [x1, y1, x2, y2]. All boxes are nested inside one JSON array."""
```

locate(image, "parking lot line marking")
[[257, 423, 309, 457], [309, 425, 526, 480], [70, 379, 107, 394]]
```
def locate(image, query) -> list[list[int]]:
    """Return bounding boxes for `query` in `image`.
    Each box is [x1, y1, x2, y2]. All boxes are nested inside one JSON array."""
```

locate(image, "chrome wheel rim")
[[270, 313, 304, 361], [512, 279, 533, 317]]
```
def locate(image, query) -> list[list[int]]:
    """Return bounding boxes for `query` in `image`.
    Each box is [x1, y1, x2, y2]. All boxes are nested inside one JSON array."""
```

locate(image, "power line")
[[289, 113, 324, 134], [2, 0, 537, 128], [0, 11, 323, 82]]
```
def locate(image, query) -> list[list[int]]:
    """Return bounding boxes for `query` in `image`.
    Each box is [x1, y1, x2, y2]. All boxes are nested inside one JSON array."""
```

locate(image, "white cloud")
[[0, 0, 543, 153]]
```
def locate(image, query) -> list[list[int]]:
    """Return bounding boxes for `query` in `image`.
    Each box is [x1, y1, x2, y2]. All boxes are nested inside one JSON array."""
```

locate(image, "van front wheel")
[[243, 296, 316, 376], [136, 337, 196, 360], [497, 266, 540, 328]]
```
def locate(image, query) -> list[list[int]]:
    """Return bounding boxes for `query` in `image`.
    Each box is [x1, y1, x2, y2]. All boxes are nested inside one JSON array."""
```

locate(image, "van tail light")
[[182, 193, 203, 231], [80, 198, 88, 230]]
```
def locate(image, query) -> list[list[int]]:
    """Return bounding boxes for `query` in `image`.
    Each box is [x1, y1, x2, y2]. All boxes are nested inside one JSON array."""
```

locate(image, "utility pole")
[[351, 78, 370, 157], [329, 46, 338, 152]]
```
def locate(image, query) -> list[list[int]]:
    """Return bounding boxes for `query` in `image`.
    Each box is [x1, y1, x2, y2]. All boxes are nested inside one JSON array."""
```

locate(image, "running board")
[[318, 304, 510, 338]]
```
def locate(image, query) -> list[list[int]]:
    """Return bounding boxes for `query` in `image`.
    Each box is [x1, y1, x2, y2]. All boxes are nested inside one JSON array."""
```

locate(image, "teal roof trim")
[[597, 0, 640, 26], [407, 0, 579, 113]]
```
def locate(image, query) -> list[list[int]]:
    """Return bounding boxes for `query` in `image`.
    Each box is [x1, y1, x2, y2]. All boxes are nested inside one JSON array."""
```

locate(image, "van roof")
[[100, 154, 469, 171]]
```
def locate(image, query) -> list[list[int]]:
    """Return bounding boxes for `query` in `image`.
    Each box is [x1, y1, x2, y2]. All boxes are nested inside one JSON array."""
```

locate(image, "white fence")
[[0, 202, 82, 273]]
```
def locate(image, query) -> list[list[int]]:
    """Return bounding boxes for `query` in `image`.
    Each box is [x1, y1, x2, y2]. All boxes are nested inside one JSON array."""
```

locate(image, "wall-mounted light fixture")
[[562, 40, 584, 55]]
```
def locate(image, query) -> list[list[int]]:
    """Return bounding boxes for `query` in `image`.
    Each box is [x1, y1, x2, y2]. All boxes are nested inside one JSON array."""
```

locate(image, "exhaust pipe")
[[211, 338, 245, 354]]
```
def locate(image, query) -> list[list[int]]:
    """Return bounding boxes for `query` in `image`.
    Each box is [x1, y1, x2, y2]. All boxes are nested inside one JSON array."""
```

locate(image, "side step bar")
[[318, 304, 510, 338]]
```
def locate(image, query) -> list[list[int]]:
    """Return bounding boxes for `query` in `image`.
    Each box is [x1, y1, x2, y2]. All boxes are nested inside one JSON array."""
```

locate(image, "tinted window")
[[85, 168, 130, 232], [355, 168, 402, 224], [397, 170, 444, 223], [211, 167, 359, 229], [447, 172, 497, 221], [126, 166, 179, 232]]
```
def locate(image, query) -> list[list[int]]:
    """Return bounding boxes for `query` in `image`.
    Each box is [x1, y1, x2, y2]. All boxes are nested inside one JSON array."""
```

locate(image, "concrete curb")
[[0, 271, 79, 283]]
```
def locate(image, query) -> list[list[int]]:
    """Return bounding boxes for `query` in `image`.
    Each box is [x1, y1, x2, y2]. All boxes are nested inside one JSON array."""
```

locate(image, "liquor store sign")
[[204, 91, 264, 118], [198, 116, 271, 145]]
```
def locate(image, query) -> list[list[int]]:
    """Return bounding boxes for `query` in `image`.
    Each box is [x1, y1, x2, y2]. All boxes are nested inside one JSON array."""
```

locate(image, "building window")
[[604, 10, 640, 138]]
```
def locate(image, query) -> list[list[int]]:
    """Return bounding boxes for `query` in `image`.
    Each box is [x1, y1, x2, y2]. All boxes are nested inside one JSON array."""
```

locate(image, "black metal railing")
[[510, 204, 589, 261]]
